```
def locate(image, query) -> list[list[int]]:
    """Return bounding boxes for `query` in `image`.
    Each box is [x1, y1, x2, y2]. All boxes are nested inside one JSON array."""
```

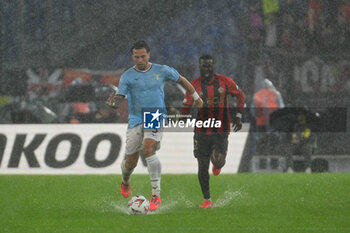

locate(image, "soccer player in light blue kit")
[[106, 41, 203, 211]]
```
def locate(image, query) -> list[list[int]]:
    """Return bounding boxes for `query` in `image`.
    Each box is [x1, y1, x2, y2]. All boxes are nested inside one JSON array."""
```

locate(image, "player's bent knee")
[[143, 144, 156, 157], [143, 139, 158, 157], [143, 148, 155, 157]]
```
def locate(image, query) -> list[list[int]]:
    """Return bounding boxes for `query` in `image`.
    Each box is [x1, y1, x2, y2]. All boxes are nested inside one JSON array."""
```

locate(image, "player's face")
[[132, 48, 150, 71], [200, 59, 214, 79]]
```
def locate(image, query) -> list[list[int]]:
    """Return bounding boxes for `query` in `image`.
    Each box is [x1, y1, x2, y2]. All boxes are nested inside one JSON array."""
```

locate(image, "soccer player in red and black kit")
[[181, 54, 245, 208]]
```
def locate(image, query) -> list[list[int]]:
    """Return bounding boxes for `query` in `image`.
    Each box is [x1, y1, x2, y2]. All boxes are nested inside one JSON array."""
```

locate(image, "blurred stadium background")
[[0, 0, 349, 173]]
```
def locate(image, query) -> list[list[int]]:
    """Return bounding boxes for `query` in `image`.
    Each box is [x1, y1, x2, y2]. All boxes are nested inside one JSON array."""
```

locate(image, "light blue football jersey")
[[117, 63, 180, 128]]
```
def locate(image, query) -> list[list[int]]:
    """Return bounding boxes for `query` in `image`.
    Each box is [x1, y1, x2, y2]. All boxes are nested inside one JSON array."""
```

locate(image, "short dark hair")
[[131, 40, 150, 54], [199, 54, 214, 62]]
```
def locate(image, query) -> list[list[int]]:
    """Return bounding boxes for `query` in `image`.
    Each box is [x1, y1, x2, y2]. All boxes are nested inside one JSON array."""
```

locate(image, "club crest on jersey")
[[153, 74, 160, 80], [218, 87, 224, 93]]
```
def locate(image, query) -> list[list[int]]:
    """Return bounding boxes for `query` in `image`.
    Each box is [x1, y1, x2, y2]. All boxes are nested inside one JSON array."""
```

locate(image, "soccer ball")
[[127, 195, 149, 215]]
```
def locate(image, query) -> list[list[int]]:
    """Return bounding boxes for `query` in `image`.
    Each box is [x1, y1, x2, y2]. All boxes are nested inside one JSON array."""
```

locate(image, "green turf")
[[1, 174, 350, 233]]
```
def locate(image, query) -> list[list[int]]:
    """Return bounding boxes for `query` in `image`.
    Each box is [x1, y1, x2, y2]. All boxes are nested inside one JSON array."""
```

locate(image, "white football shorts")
[[125, 124, 163, 155]]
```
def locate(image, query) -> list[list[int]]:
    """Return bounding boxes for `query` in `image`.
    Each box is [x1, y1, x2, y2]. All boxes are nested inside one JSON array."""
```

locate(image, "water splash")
[[94, 194, 130, 214], [158, 200, 178, 211], [214, 189, 243, 207], [175, 193, 196, 208], [114, 203, 129, 214]]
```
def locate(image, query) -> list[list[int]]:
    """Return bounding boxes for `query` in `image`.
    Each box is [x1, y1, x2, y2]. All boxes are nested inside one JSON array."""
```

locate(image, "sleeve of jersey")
[[164, 65, 180, 82], [117, 75, 128, 96], [227, 79, 245, 113]]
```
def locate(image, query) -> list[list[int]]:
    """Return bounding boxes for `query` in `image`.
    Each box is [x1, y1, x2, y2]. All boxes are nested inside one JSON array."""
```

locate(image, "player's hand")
[[232, 117, 242, 132], [106, 93, 118, 109], [194, 97, 203, 109]]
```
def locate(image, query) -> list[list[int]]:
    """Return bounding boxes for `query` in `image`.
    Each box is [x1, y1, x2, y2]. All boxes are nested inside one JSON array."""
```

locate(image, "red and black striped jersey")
[[182, 73, 245, 134]]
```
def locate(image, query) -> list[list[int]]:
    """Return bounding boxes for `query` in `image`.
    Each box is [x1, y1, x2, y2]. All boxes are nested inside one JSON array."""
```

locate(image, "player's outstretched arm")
[[177, 76, 203, 109], [106, 93, 125, 109]]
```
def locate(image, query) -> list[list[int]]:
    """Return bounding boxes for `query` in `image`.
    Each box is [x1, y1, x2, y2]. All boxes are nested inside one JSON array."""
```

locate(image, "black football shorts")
[[193, 132, 229, 158]]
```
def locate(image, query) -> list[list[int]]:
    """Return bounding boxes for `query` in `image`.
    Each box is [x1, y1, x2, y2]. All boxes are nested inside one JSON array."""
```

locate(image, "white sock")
[[145, 154, 161, 197], [121, 159, 134, 185]]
